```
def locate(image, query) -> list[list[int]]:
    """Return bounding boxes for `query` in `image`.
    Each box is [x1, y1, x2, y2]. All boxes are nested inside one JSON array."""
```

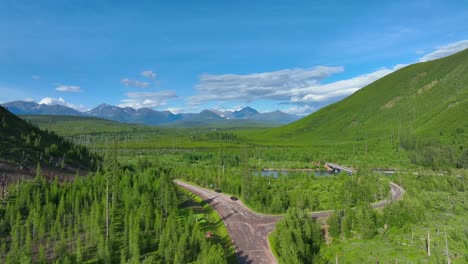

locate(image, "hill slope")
[[0, 106, 99, 179], [261, 49, 468, 167], [266, 49, 468, 141]]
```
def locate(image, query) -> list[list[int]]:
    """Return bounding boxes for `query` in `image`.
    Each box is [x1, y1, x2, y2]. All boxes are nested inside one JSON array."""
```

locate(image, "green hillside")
[[261, 49, 468, 168], [0, 106, 99, 175]]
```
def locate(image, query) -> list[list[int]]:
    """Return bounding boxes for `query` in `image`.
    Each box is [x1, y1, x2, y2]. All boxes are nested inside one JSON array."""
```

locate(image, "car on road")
[[214, 189, 222, 193], [230, 196, 238, 201]]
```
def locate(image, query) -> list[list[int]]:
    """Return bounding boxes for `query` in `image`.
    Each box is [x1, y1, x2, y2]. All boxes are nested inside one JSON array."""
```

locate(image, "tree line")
[[174, 164, 388, 214]]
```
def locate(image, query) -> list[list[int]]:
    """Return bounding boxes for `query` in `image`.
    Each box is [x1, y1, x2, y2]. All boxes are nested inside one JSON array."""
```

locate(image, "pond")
[[256, 168, 396, 178], [256, 169, 335, 178]]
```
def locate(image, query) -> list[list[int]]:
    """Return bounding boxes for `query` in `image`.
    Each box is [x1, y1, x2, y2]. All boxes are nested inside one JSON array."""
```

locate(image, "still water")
[[258, 169, 396, 177], [257, 170, 334, 178]]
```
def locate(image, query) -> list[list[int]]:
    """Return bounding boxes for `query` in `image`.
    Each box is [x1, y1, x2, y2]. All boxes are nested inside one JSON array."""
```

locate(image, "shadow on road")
[[222, 212, 234, 221], [204, 196, 217, 204], [236, 250, 253, 264]]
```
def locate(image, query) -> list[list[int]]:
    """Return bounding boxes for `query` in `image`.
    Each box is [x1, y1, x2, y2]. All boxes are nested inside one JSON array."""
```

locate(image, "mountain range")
[[1, 101, 300, 126]]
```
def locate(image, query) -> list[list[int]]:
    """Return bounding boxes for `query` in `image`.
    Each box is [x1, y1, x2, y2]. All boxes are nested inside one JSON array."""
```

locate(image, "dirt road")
[[175, 180, 404, 264]]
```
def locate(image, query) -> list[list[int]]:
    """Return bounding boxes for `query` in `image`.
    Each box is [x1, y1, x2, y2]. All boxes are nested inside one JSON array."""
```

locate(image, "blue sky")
[[1, 0, 467, 115]]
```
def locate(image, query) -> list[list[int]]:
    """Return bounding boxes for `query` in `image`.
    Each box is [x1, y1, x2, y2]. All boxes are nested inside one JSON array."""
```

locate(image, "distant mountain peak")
[[199, 109, 223, 119], [2, 101, 82, 116], [232, 106, 259, 119], [238, 106, 258, 113], [200, 109, 213, 114], [93, 103, 114, 110]]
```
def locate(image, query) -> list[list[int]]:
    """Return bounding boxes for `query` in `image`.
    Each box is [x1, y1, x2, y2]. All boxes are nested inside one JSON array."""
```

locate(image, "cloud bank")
[[188, 65, 397, 113], [288, 65, 404, 104], [120, 78, 150, 88], [56, 85, 81, 92], [419, 40, 468, 62], [119, 90, 177, 109], [282, 105, 315, 116], [189, 66, 344, 105], [141, 70, 157, 79]]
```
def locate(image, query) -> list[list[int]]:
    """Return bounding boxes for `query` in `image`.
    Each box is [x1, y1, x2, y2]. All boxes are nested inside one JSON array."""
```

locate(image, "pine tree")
[[76, 236, 83, 263], [38, 244, 47, 264]]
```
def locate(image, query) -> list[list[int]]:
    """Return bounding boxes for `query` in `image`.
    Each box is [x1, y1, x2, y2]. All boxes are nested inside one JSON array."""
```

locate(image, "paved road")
[[176, 180, 281, 264], [372, 182, 405, 208], [310, 182, 405, 218], [176, 180, 404, 264]]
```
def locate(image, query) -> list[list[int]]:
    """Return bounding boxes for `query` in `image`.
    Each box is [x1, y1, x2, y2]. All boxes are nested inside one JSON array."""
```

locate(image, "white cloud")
[[164, 105, 202, 114], [119, 90, 177, 109], [290, 67, 397, 103], [141, 70, 157, 79], [282, 105, 315, 116], [185, 62, 411, 117], [56, 85, 82, 92], [393, 64, 408, 70], [39, 97, 68, 105], [32, 75, 40, 80], [419, 40, 468, 62], [39, 97, 89, 112], [189, 66, 344, 105], [187, 64, 398, 107], [212, 105, 244, 112], [120, 78, 151, 88]]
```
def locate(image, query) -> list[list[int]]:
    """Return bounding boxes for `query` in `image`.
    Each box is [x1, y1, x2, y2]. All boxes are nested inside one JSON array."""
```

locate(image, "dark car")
[[214, 189, 222, 193], [230, 196, 238, 201]]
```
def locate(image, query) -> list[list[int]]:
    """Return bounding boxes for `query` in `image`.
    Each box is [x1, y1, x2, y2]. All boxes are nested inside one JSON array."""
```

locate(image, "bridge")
[[325, 162, 356, 175]]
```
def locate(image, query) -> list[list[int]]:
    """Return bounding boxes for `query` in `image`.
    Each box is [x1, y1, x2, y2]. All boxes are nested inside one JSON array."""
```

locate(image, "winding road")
[[175, 180, 405, 264]]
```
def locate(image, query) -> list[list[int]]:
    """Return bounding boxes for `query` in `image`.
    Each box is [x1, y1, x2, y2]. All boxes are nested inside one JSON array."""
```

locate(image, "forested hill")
[[261, 49, 468, 168], [0, 106, 99, 178], [256, 49, 468, 169]]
